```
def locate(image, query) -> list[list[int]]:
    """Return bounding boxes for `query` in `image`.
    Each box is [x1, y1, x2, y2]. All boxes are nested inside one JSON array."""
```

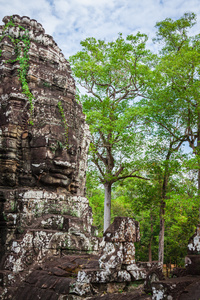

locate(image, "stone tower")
[[0, 15, 154, 300], [0, 15, 99, 298]]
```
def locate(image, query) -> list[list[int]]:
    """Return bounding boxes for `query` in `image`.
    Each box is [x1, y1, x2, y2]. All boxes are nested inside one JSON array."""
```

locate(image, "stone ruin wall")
[[0, 15, 99, 297], [1, 15, 200, 300], [0, 14, 89, 193], [0, 15, 167, 300]]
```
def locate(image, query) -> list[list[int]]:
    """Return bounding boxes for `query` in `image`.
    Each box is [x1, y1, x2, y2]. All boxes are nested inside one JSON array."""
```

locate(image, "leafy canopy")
[[69, 33, 153, 184]]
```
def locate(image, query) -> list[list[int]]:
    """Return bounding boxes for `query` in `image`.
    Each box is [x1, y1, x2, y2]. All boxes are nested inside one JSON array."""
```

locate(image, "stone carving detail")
[[99, 217, 140, 270], [11, 217, 157, 299], [0, 15, 98, 299], [73, 217, 159, 296], [0, 14, 89, 193], [0, 15, 162, 300]]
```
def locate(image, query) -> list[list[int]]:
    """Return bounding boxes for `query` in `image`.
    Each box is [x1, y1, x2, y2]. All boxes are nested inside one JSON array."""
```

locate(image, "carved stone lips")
[[50, 165, 73, 177], [51, 172, 69, 180], [54, 160, 76, 169]]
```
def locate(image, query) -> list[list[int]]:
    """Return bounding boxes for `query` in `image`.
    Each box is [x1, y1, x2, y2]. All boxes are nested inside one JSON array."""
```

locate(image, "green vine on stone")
[[4, 16, 15, 30], [0, 16, 34, 125], [58, 101, 69, 149]]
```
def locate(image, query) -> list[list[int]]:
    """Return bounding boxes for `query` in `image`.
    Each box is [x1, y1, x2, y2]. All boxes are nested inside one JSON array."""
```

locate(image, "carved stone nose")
[[0, 15, 93, 298]]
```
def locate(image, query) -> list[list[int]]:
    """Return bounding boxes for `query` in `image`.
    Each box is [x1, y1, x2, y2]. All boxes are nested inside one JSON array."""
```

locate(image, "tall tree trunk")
[[158, 147, 171, 265], [158, 201, 165, 265], [149, 210, 153, 263], [198, 112, 200, 218], [198, 160, 200, 220], [148, 243, 152, 263], [104, 182, 112, 232]]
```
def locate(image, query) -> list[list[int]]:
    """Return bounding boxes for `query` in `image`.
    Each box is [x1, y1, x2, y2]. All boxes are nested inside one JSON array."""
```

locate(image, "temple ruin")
[[0, 14, 200, 300], [0, 14, 99, 299], [0, 14, 155, 300]]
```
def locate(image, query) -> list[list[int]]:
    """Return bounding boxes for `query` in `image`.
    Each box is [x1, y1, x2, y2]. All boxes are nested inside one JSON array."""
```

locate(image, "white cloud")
[[0, 0, 199, 58]]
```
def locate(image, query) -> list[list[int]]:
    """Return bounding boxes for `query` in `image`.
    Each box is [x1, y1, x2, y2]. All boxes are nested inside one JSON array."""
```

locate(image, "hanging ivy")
[[0, 16, 34, 125], [0, 16, 70, 144], [58, 101, 69, 149]]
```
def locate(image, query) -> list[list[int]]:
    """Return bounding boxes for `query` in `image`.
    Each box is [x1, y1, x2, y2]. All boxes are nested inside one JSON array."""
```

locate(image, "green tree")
[[149, 12, 200, 197], [69, 34, 152, 231], [141, 135, 185, 265], [112, 151, 198, 265], [147, 139, 184, 265], [139, 12, 200, 264], [85, 170, 104, 232], [164, 174, 199, 266], [113, 177, 160, 262]]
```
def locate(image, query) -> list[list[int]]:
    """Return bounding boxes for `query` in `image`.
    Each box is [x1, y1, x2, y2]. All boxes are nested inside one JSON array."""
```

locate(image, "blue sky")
[[0, 0, 199, 58]]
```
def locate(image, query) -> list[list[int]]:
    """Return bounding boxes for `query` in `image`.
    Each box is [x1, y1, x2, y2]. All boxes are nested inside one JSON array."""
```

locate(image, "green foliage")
[[110, 171, 198, 264], [69, 33, 153, 230], [154, 12, 197, 52], [164, 176, 199, 264], [86, 170, 104, 234], [133, 12, 200, 263], [57, 101, 69, 149], [112, 194, 132, 220], [0, 16, 34, 125], [4, 16, 15, 30], [17, 32, 34, 124], [145, 12, 200, 155], [86, 170, 134, 235], [69, 33, 153, 184], [72, 13, 200, 259], [113, 177, 160, 261]]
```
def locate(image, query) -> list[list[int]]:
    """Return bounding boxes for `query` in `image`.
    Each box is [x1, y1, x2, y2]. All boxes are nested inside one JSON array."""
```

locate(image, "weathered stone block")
[[99, 241, 124, 270], [152, 277, 200, 300], [104, 217, 140, 243], [126, 265, 146, 281], [0, 14, 99, 299], [123, 242, 135, 265], [185, 255, 200, 275], [188, 224, 200, 255]]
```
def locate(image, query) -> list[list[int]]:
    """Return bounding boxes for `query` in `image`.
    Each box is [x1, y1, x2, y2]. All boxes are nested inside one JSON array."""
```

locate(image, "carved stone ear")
[[21, 131, 32, 141], [0, 14, 96, 299]]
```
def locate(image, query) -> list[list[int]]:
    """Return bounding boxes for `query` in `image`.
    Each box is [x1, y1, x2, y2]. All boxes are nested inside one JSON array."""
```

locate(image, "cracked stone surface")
[[0, 15, 99, 299], [10, 217, 157, 300], [0, 15, 162, 300]]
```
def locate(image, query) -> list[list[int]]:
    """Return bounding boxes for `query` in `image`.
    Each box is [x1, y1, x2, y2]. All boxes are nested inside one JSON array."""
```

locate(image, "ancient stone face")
[[0, 15, 162, 300], [0, 15, 99, 298], [0, 14, 90, 195]]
